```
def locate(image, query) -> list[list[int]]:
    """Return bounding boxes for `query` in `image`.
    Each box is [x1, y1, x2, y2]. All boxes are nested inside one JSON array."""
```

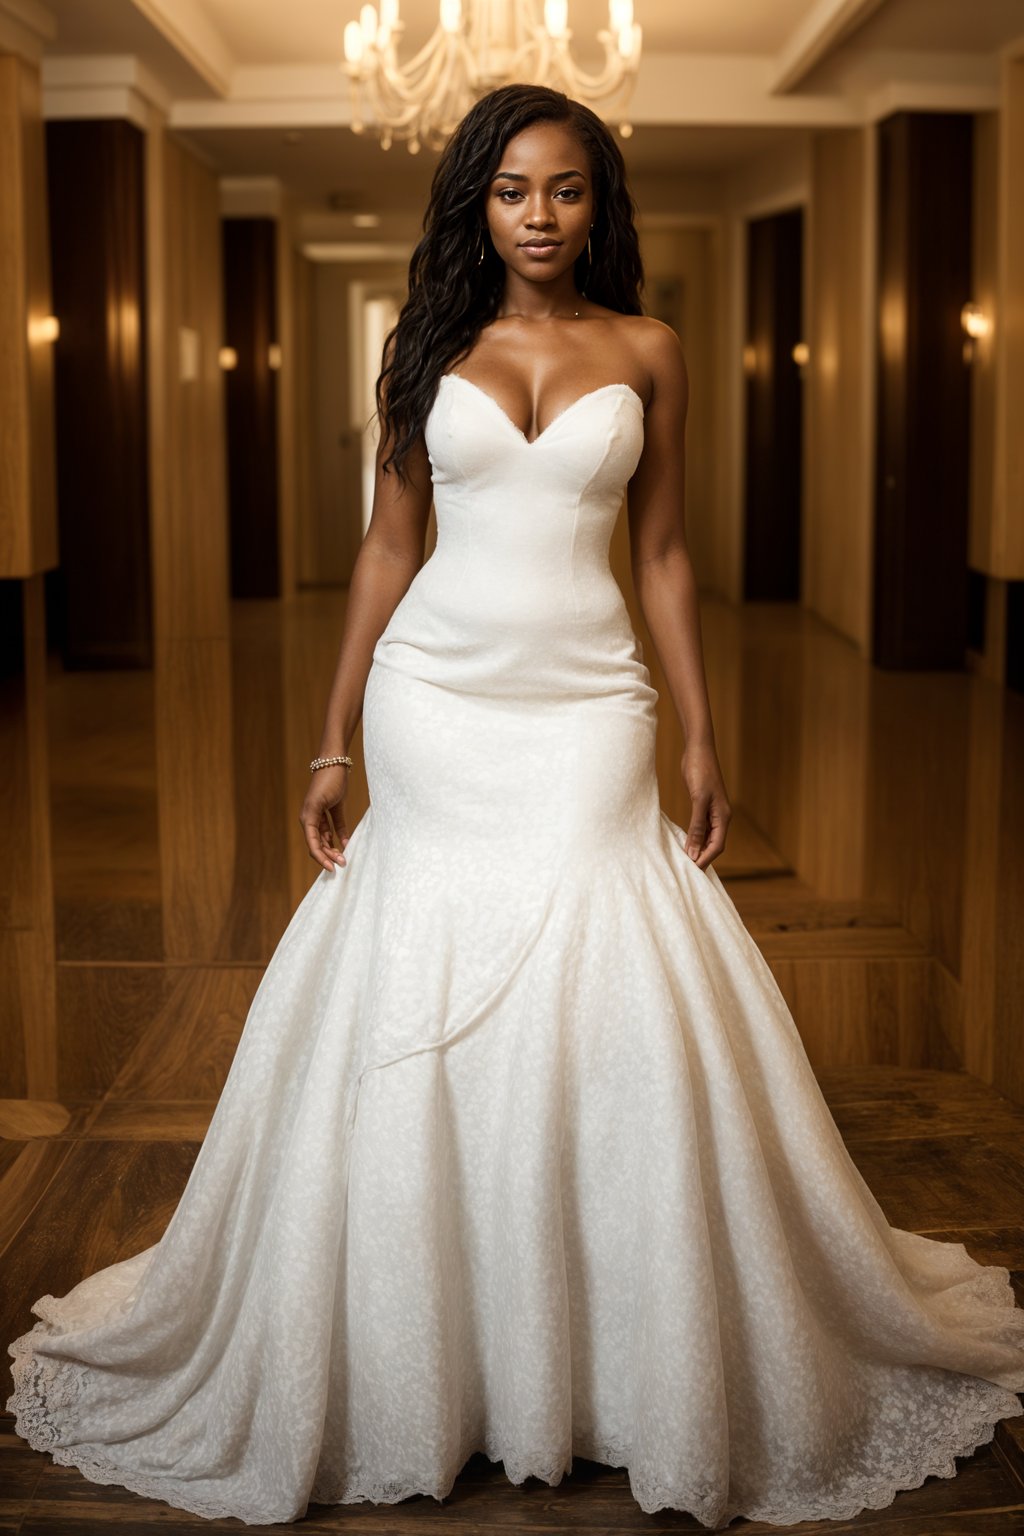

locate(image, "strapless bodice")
[[371, 371, 657, 711]]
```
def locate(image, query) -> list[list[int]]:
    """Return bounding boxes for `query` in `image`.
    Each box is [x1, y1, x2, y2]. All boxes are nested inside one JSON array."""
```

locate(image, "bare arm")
[[299, 400, 433, 872], [314, 432, 433, 756], [627, 320, 732, 870]]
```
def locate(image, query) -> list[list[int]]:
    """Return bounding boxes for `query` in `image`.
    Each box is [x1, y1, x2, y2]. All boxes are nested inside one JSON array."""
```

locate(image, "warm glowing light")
[[342, 0, 641, 150], [960, 302, 991, 340], [544, 0, 568, 37], [742, 343, 757, 376], [343, 20, 364, 61], [219, 346, 238, 370], [792, 341, 809, 367], [268, 344, 283, 370], [29, 314, 60, 343]]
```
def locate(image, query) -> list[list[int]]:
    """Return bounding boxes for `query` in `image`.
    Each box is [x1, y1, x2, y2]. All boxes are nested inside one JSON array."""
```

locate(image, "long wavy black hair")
[[375, 83, 645, 482]]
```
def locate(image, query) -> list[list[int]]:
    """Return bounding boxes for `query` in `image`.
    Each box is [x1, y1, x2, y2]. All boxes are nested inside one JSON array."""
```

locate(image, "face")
[[483, 119, 595, 283]]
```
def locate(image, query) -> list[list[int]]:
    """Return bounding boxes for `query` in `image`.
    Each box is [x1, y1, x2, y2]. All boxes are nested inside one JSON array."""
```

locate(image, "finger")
[[322, 806, 348, 865], [320, 820, 346, 868], [685, 810, 708, 860], [695, 829, 726, 871], [301, 814, 337, 873]]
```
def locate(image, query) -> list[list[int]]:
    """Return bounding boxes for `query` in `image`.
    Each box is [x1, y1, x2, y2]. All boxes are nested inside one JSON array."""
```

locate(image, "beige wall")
[[307, 259, 408, 588], [804, 127, 874, 654], [636, 222, 720, 594]]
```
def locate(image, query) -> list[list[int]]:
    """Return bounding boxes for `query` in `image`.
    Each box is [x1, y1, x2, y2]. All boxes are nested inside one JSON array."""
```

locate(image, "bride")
[[8, 82, 1024, 1530]]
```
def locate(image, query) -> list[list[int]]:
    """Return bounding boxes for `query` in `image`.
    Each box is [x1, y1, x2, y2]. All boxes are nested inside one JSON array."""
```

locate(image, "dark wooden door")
[[45, 119, 151, 668], [873, 111, 972, 669], [222, 218, 280, 600], [743, 207, 804, 602]]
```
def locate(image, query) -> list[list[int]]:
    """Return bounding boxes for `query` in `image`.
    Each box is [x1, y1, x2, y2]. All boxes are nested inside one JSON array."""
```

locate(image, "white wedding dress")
[[8, 370, 1024, 1529]]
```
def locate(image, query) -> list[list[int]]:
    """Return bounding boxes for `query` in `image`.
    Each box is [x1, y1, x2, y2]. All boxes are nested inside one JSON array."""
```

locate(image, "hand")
[[680, 743, 732, 871], [299, 766, 350, 873]]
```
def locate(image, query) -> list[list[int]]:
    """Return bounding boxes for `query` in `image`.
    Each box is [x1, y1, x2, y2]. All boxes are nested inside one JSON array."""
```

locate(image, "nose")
[[524, 196, 555, 229]]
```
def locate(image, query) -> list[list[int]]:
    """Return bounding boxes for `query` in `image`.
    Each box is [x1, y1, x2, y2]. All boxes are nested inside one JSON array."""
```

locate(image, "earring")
[[477, 233, 486, 266], [587, 224, 593, 265]]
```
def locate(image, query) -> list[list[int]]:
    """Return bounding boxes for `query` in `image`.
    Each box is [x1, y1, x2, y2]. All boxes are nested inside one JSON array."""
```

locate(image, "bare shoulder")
[[597, 311, 688, 409], [631, 315, 688, 402]]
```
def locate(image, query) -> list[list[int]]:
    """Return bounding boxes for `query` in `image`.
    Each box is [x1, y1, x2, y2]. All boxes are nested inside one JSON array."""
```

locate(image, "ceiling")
[[190, 0, 821, 63], [22, 0, 1024, 225]]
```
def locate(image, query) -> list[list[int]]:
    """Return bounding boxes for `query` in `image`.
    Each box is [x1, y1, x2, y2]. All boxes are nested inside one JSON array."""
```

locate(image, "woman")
[[8, 84, 1024, 1530]]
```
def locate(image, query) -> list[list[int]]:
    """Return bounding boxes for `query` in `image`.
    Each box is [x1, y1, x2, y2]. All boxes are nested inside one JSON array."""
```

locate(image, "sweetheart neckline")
[[440, 373, 645, 447]]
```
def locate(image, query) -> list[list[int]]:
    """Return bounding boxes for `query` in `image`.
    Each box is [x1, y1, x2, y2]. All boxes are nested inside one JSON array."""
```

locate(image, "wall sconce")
[[960, 302, 991, 340], [28, 314, 60, 344], [792, 341, 809, 367], [960, 302, 991, 366], [219, 346, 238, 370], [268, 343, 282, 370]]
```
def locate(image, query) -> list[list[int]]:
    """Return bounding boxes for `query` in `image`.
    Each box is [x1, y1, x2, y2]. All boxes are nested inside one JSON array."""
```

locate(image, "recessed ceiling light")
[[352, 212, 381, 228]]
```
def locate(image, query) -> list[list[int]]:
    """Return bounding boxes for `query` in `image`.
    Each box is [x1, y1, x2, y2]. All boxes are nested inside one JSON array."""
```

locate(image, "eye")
[[496, 188, 522, 202], [555, 187, 582, 200]]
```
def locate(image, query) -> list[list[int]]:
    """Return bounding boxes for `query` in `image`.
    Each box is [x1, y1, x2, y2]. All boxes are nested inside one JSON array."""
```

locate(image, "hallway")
[[4, 0, 1024, 1524]]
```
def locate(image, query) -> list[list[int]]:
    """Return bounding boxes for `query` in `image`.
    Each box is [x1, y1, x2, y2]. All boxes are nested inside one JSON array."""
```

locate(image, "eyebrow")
[[490, 169, 586, 182]]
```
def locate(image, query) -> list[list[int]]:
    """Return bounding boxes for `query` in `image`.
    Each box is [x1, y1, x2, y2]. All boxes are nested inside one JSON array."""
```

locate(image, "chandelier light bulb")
[[440, 0, 462, 33], [341, 0, 642, 150], [544, 0, 568, 38], [343, 19, 365, 62], [960, 302, 991, 340]]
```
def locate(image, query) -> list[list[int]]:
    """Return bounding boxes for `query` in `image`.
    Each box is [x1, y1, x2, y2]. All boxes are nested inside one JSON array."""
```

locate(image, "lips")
[[520, 239, 561, 249]]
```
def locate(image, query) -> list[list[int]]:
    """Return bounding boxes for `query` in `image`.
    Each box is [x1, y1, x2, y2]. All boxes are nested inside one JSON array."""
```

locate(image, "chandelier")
[[341, 0, 642, 153]]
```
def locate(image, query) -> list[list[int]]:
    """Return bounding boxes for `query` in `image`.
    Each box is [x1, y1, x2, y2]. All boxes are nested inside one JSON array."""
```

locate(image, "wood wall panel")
[[0, 576, 56, 1098], [0, 54, 57, 580], [275, 211, 297, 600], [145, 121, 234, 961], [148, 129, 230, 644], [0, 51, 57, 1098], [806, 128, 872, 652], [969, 112, 999, 582], [994, 55, 1024, 579]]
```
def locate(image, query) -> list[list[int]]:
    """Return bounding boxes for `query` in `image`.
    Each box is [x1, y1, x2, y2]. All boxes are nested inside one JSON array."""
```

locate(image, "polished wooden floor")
[[2, 588, 1024, 1532]]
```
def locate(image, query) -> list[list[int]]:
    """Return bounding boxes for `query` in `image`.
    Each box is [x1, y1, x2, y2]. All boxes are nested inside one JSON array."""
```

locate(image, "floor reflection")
[[7, 584, 1024, 1111]]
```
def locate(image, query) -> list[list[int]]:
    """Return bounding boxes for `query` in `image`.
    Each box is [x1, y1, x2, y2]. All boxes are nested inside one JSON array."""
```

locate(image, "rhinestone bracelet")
[[310, 754, 353, 772]]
